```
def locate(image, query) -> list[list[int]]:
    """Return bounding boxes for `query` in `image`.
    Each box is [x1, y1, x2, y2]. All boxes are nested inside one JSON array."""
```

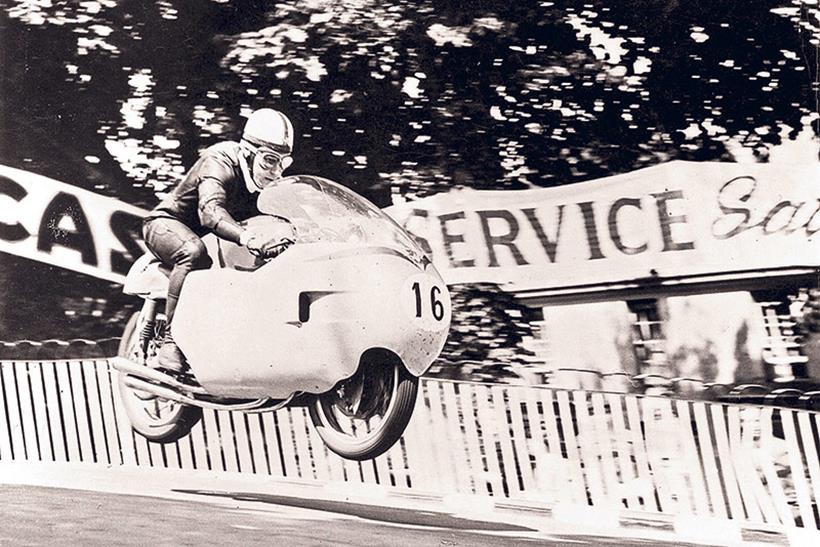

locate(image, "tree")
[[0, 0, 817, 366]]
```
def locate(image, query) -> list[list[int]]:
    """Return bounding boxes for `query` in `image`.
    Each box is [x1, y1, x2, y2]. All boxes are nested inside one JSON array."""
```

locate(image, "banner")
[[386, 161, 820, 293], [0, 165, 148, 283], [2, 161, 818, 291]]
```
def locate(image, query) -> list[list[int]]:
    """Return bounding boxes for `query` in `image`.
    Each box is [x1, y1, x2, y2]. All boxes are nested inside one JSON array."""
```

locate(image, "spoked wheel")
[[309, 356, 418, 461], [117, 308, 202, 443]]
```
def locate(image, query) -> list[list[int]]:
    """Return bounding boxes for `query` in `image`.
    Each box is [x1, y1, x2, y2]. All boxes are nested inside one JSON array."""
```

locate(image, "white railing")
[[0, 359, 818, 534]]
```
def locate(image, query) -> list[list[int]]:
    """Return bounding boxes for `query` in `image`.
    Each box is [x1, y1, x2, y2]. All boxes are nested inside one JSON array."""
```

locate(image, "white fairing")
[[172, 241, 450, 399], [129, 175, 451, 400], [123, 253, 169, 299]]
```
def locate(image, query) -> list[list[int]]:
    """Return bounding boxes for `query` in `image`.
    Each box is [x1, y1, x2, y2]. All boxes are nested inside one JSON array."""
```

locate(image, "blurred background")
[[1, 0, 818, 386]]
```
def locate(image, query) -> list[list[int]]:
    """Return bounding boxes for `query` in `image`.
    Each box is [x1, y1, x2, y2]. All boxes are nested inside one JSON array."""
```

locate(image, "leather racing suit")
[[143, 141, 259, 327]]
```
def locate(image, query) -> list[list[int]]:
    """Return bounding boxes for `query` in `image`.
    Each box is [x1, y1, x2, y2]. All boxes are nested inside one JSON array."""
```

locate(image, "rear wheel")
[[309, 355, 418, 461], [117, 308, 202, 443]]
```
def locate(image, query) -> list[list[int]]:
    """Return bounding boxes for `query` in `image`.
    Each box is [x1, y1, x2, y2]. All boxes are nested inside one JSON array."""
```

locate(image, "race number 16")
[[412, 282, 445, 321], [402, 273, 450, 330]]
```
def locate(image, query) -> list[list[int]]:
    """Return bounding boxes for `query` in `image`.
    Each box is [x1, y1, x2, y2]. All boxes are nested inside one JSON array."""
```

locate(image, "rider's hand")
[[260, 237, 294, 259], [239, 230, 265, 256], [240, 229, 293, 258]]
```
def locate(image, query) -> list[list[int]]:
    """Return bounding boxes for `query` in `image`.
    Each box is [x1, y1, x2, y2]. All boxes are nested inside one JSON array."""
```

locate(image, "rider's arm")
[[198, 178, 245, 243], [196, 155, 245, 243]]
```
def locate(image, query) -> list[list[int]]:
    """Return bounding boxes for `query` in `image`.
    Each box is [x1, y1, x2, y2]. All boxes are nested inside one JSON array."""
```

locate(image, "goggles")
[[256, 147, 293, 171]]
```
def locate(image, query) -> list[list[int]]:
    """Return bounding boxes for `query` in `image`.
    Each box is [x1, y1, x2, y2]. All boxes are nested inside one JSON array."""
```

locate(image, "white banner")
[[0, 165, 148, 283], [386, 160, 820, 292], [2, 161, 818, 291]]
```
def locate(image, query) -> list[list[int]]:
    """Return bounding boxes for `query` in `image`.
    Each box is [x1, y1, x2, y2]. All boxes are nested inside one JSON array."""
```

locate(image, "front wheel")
[[117, 307, 202, 443], [309, 356, 418, 461]]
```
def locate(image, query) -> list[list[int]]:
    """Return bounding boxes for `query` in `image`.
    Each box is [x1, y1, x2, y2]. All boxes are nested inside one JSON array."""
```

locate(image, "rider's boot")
[[156, 330, 186, 374]]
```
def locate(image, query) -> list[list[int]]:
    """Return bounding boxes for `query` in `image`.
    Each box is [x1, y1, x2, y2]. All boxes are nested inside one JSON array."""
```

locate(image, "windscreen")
[[257, 175, 425, 264]]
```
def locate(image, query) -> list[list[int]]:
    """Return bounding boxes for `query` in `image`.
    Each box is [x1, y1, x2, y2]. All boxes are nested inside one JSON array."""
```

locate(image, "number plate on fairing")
[[401, 273, 451, 331]]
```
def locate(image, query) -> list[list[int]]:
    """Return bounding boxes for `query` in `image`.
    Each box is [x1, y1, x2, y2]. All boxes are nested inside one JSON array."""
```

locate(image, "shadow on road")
[[175, 489, 536, 532]]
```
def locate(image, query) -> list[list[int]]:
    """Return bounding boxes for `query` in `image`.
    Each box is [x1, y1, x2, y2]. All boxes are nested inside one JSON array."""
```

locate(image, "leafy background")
[[0, 0, 818, 377]]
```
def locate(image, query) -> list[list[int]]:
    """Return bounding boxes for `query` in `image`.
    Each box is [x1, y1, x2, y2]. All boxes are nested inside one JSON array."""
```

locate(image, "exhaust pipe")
[[113, 357, 292, 412], [123, 375, 190, 405], [111, 357, 208, 395], [121, 374, 276, 412]]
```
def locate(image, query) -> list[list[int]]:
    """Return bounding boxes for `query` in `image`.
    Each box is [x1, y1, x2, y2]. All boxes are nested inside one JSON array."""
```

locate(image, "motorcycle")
[[113, 175, 451, 461]]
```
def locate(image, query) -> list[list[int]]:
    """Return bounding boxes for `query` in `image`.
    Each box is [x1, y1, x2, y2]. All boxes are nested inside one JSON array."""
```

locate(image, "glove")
[[258, 237, 294, 259], [239, 230, 265, 256], [240, 230, 293, 259]]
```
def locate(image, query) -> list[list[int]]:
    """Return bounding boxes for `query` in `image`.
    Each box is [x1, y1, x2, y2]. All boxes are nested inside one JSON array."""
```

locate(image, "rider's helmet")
[[243, 108, 294, 155], [242, 109, 294, 188]]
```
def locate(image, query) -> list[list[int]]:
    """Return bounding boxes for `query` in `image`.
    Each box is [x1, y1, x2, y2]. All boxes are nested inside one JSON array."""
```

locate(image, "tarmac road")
[[0, 485, 707, 546]]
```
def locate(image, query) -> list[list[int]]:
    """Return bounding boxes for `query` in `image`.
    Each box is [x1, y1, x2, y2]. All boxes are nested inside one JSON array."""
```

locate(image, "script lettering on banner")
[[0, 165, 148, 283], [386, 160, 820, 292]]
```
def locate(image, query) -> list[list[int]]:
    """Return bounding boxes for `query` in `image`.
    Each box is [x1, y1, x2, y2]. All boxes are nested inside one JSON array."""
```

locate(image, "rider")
[[142, 108, 295, 373]]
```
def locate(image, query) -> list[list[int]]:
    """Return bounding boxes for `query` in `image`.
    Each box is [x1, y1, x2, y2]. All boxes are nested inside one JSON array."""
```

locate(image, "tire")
[[117, 309, 202, 443], [309, 358, 418, 461]]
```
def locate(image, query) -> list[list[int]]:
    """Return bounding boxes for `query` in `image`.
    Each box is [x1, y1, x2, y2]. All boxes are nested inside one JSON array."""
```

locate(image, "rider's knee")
[[180, 239, 213, 270]]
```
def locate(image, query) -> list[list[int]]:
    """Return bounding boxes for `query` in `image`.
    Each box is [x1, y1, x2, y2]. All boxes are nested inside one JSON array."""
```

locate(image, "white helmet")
[[242, 108, 294, 154]]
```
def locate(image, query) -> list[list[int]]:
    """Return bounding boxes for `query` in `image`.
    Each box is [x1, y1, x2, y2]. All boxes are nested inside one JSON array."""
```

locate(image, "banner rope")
[[0, 337, 120, 347]]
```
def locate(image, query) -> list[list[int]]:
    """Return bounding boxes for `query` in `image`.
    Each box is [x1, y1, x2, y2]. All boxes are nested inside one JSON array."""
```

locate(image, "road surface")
[[0, 485, 715, 546]]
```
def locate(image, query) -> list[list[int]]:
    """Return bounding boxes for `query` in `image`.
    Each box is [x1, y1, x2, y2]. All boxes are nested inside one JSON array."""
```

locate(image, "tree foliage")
[[0, 0, 817, 358]]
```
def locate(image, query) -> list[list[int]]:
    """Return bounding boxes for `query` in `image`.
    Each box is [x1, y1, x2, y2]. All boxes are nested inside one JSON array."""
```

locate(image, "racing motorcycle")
[[113, 175, 451, 461]]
